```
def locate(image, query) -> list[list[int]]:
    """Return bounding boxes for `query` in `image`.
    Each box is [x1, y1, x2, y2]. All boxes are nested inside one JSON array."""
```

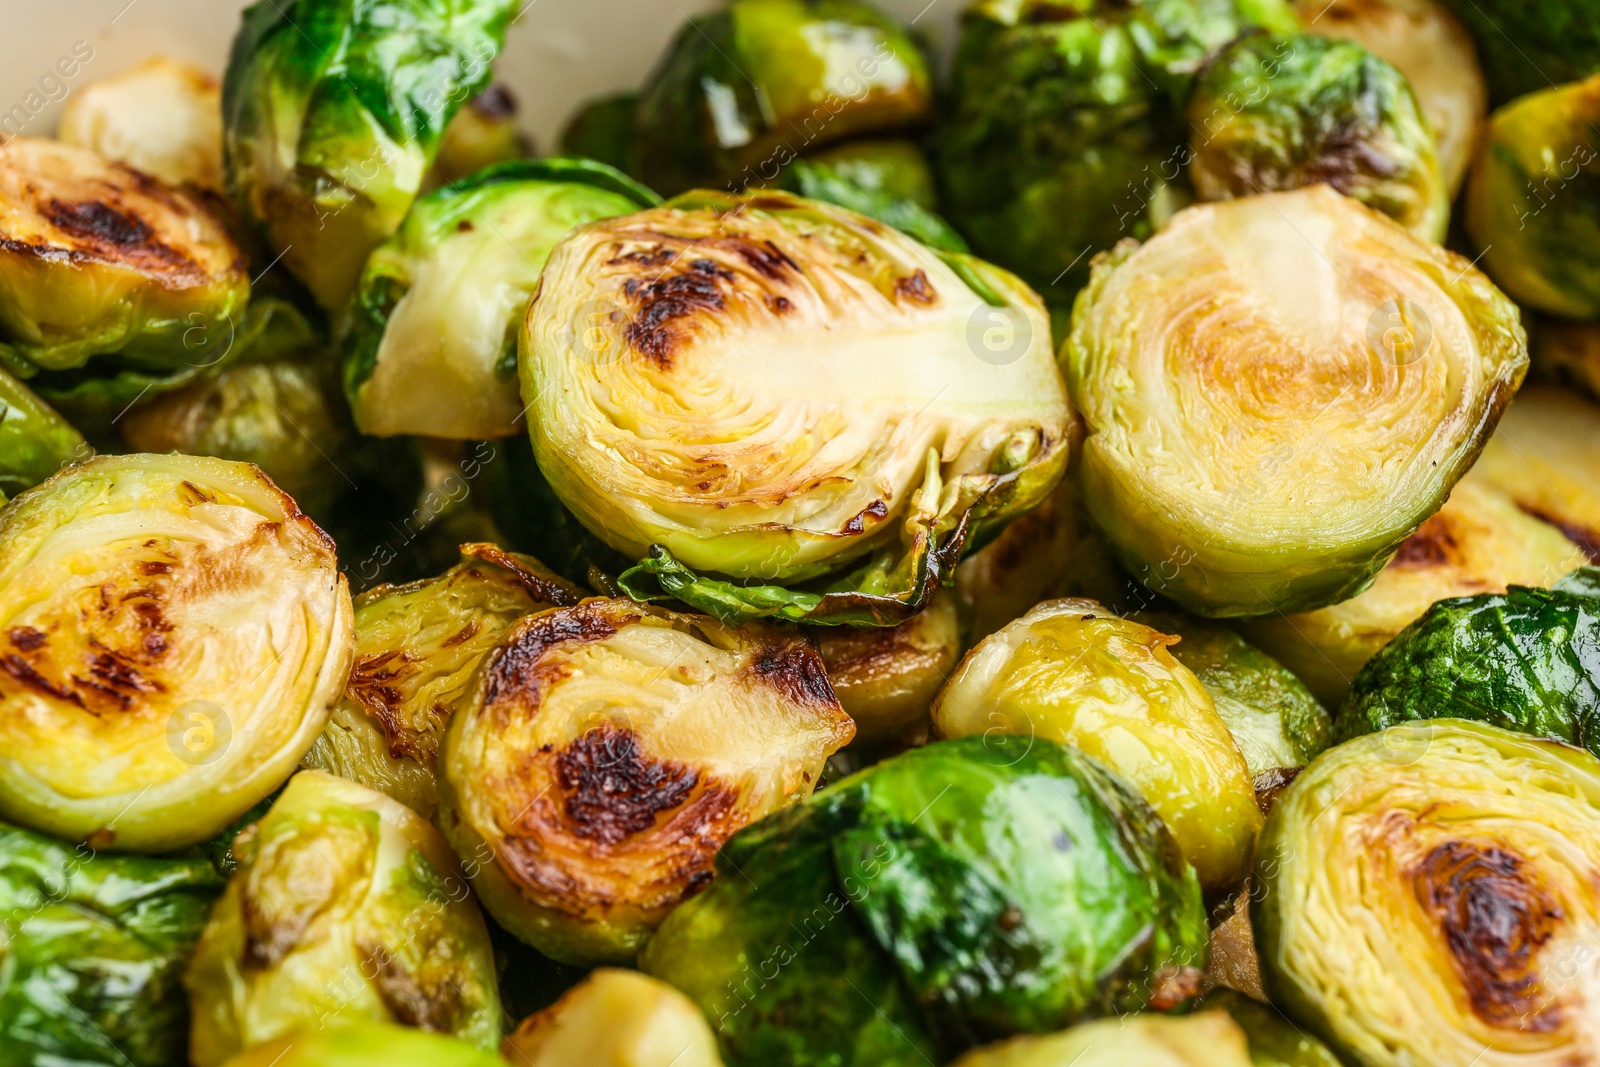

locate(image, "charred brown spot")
[[623, 258, 733, 367], [555, 726, 700, 845], [1301, 120, 1404, 194], [1252, 767, 1300, 814], [1146, 964, 1206, 1011], [1391, 513, 1459, 568], [7, 627, 45, 652], [607, 244, 677, 269], [461, 543, 583, 607], [736, 239, 800, 280], [346, 649, 438, 763], [894, 269, 936, 305], [748, 641, 840, 709], [1516, 504, 1600, 563], [769, 295, 793, 314], [364, 944, 465, 1033], [48, 198, 151, 246], [441, 621, 479, 648], [841, 499, 888, 536], [1412, 840, 1565, 1031], [39, 198, 204, 279], [469, 82, 517, 119], [0, 654, 88, 709], [483, 605, 627, 710]]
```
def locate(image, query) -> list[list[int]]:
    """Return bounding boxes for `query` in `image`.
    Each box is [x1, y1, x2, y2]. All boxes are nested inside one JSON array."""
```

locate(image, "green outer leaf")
[[436, 156, 662, 209], [780, 157, 970, 253], [558, 93, 642, 175], [1201, 990, 1344, 1067], [1435, 0, 1600, 105], [1336, 568, 1600, 754], [0, 369, 87, 498], [0, 821, 226, 1067]]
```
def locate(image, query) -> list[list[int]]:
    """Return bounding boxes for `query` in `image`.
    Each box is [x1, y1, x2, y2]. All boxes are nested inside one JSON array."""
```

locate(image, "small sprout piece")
[[501, 969, 724, 1067], [949, 1012, 1256, 1067], [558, 92, 640, 175], [932, 600, 1261, 890], [0, 454, 353, 851], [1466, 73, 1600, 320], [1188, 33, 1449, 241], [58, 57, 224, 190], [438, 598, 854, 965], [345, 159, 658, 440], [526, 189, 1072, 626], [302, 543, 584, 820], [428, 83, 533, 188], [1065, 186, 1527, 617], [633, 0, 932, 194], [185, 770, 501, 1064], [215, 1020, 505, 1067], [815, 587, 961, 747], [0, 367, 87, 497], [222, 0, 517, 309], [1294, 0, 1488, 195], [1254, 720, 1600, 1065], [0, 820, 225, 1067]]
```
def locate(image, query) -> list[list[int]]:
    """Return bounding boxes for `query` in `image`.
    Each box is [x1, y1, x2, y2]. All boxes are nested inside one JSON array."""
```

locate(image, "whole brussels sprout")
[[642, 736, 1208, 1065], [0, 137, 248, 395], [931, 599, 1261, 890], [1065, 186, 1527, 617], [1466, 74, 1600, 320], [1293, 0, 1487, 196], [815, 587, 961, 747], [949, 1011, 1256, 1067], [302, 543, 584, 820], [0, 454, 353, 851], [1435, 0, 1600, 105], [1188, 33, 1448, 240], [217, 1020, 505, 1067], [345, 158, 659, 440], [633, 0, 933, 195], [501, 969, 724, 1067], [0, 367, 87, 499], [222, 0, 517, 310], [185, 770, 501, 1064], [1254, 720, 1600, 1065], [526, 188, 1073, 626], [777, 141, 969, 252], [1335, 567, 1600, 751], [559, 92, 640, 175], [1242, 471, 1589, 705], [58, 57, 225, 191], [439, 598, 854, 964], [427, 83, 533, 189], [0, 821, 225, 1067], [1470, 384, 1600, 561]]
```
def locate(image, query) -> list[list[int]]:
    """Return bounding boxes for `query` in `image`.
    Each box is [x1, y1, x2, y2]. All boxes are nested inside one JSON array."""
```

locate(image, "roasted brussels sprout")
[[806, 139, 941, 207], [218, 1020, 505, 1067], [439, 598, 854, 964], [0, 820, 225, 1067], [1465, 73, 1600, 320], [1065, 186, 1527, 617], [185, 770, 500, 1063], [0, 367, 87, 498], [0, 454, 353, 851], [1294, 0, 1487, 195], [302, 543, 583, 820], [931, 599, 1261, 889], [1131, 609, 1331, 782], [559, 92, 640, 175], [633, 0, 933, 194], [949, 1012, 1256, 1067], [0, 137, 248, 393], [428, 83, 533, 189], [527, 188, 1073, 626], [58, 57, 224, 191], [1255, 720, 1600, 1065], [777, 141, 969, 252], [1471, 384, 1600, 560], [222, 0, 517, 309], [642, 736, 1208, 1064], [345, 158, 658, 440], [1435, 0, 1600, 105], [1188, 33, 1448, 240], [1242, 471, 1588, 705], [815, 587, 961, 747], [501, 969, 724, 1067], [1202, 990, 1345, 1067], [1336, 567, 1600, 751]]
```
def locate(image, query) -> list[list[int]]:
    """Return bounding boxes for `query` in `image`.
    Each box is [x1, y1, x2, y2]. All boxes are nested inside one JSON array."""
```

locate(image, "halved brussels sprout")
[[222, 0, 516, 309], [1466, 74, 1600, 320], [931, 599, 1261, 890], [501, 969, 723, 1067], [0, 820, 225, 1067], [58, 57, 224, 191], [1202, 990, 1345, 1067], [1294, 0, 1487, 195], [633, 0, 932, 194], [559, 92, 640, 175], [1131, 609, 1331, 782], [185, 770, 501, 1064], [439, 598, 854, 964], [218, 1020, 504, 1067], [950, 1012, 1255, 1067], [1188, 33, 1448, 240], [0, 454, 353, 851], [1065, 185, 1528, 617], [815, 587, 960, 747], [0, 137, 248, 388], [302, 543, 584, 820], [1255, 720, 1600, 1065], [526, 188, 1073, 626], [345, 158, 659, 440], [1435, 0, 1600, 105], [1336, 567, 1600, 751], [0, 366, 87, 498], [1470, 384, 1600, 560], [1242, 471, 1588, 705], [642, 736, 1207, 1064], [428, 84, 533, 189]]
